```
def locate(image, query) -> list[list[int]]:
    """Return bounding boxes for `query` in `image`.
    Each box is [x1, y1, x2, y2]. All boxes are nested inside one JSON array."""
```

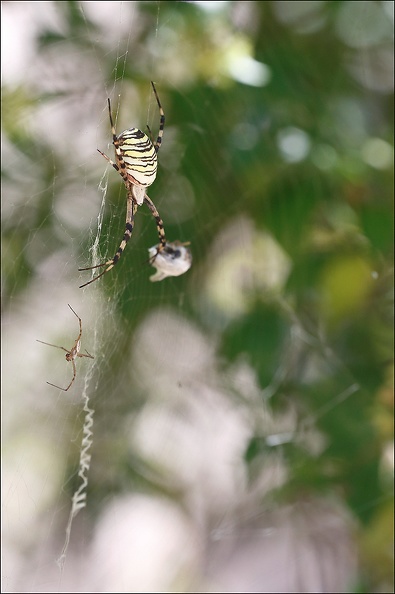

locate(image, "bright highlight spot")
[[361, 138, 394, 170], [277, 127, 311, 162], [193, 1, 228, 12], [228, 55, 271, 87]]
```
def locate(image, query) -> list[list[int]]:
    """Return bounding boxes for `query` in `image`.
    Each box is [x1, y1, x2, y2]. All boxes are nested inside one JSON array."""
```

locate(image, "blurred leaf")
[[221, 301, 288, 389]]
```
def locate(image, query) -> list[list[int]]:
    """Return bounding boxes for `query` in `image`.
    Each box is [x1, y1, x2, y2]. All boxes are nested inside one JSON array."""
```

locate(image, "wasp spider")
[[79, 82, 167, 288]]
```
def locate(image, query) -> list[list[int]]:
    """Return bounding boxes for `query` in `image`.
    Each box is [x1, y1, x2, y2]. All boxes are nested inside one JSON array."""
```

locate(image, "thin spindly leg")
[[97, 147, 130, 189], [79, 194, 138, 288], [36, 340, 69, 352], [46, 358, 77, 391], [96, 98, 130, 188], [96, 148, 118, 171], [68, 304, 82, 339], [78, 350, 94, 359]]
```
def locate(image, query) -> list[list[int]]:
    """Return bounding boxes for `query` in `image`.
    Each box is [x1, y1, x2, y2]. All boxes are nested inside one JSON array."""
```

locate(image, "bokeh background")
[[2, 1, 393, 592]]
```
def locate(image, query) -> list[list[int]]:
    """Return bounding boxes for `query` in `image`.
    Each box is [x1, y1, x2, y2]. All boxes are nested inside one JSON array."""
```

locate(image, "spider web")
[[2, 2, 394, 593]]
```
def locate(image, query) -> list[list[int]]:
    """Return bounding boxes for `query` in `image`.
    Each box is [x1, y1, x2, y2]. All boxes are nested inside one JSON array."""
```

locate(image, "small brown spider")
[[37, 304, 94, 391]]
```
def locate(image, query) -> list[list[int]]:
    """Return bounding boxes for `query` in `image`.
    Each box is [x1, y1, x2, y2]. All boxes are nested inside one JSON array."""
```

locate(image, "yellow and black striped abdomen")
[[118, 128, 157, 187]]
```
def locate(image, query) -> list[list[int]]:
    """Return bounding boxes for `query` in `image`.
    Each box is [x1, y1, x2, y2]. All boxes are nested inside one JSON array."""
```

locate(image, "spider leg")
[[103, 98, 131, 187], [78, 195, 137, 288], [78, 349, 94, 359], [143, 193, 167, 252], [65, 360, 77, 392], [78, 354, 94, 359], [97, 148, 117, 169], [67, 304, 80, 319], [67, 304, 83, 338], [150, 81, 165, 153], [46, 381, 69, 391], [46, 358, 76, 391], [36, 340, 69, 353], [78, 263, 116, 288], [107, 97, 117, 140], [146, 124, 154, 144], [97, 147, 130, 189]]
